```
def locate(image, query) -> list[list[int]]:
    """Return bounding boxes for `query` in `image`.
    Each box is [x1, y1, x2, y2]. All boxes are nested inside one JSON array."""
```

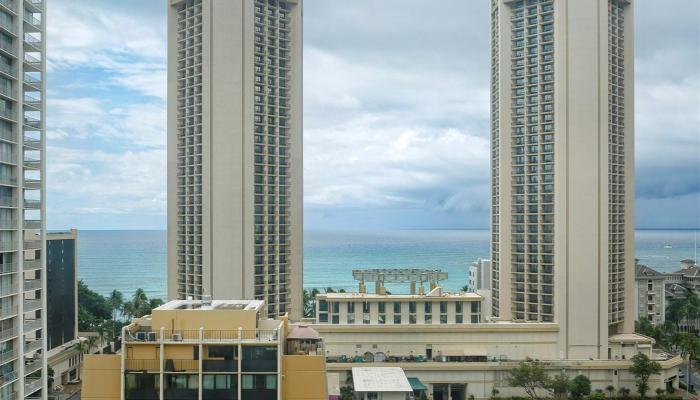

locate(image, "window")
[[242, 374, 277, 389], [363, 302, 370, 324]]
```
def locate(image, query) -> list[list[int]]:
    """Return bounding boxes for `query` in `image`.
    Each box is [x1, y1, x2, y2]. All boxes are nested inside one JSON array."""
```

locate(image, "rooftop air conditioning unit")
[[146, 332, 157, 341], [136, 332, 147, 341], [172, 332, 182, 342]]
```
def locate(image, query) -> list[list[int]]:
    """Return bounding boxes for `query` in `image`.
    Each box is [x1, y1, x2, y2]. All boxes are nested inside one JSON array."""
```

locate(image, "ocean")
[[77, 229, 698, 301]]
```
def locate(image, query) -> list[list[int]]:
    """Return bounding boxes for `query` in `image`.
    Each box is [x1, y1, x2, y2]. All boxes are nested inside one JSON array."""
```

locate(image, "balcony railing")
[[24, 339, 42, 353], [23, 240, 41, 249], [0, 40, 14, 56], [22, 13, 40, 28], [23, 318, 40, 333], [0, 0, 14, 13], [0, 108, 14, 121], [0, 262, 15, 274], [23, 259, 40, 270], [125, 328, 279, 343], [163, 359, 198, 372], [0, 174, 16, 186], [23, 116, 40, 128], [0, 349, 17, 364], [23, 53, 40, 68], [0, 326, 17, 341], [25, 377, 42, 394], [124, 359, 159, 372], [23, 199, 40, 209], [25, 0, 42, 11], [23, 219, 40, 229], [23, 299, 41, 312], [23, 178, 40, 189], [0, 305, 17, 319], [23, 279, 40, 291], [24, 358, 41, 375]]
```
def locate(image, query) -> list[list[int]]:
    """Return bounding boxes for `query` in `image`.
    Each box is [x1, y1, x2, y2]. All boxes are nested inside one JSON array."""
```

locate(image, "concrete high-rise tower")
[[490, 0, 635, 359], [167, 0, 303, 320], [0, 0, 48, 397]]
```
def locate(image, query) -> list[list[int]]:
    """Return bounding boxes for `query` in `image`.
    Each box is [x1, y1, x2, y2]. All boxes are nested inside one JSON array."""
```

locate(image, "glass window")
[[409, 301, 416, 313], [347, 302, 355, 313], [424, 302, 432, 314], [394, 302, 401, 314], [378, 302, 385, 313]]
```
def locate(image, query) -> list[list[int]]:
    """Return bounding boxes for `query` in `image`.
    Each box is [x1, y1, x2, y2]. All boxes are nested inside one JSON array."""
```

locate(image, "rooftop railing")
[[125, 328, 278, 343]]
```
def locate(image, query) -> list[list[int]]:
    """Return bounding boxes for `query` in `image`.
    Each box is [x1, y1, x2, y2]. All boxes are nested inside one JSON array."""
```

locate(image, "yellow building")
[[82, 299, 327, 400]]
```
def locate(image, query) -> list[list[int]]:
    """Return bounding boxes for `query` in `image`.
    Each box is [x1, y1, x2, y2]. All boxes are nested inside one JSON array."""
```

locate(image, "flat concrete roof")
[[319, 292, 482, 300], [352, 367, 412, 392], [155, 299, 264, 311]]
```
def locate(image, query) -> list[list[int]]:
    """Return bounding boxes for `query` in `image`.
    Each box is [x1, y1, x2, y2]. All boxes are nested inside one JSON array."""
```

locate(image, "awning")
[[408, 377, 428, 391], [436, 346, 488, 357]]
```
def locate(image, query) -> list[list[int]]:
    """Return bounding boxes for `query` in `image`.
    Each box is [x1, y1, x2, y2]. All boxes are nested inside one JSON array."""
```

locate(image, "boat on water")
[[663, 243, 672, 249]]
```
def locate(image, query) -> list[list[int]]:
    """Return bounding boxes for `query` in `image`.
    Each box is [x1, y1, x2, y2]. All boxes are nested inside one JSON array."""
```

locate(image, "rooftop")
[[318, 291, 482, 300], [155, 299, 265, 311], [351, 367, 412, 392]]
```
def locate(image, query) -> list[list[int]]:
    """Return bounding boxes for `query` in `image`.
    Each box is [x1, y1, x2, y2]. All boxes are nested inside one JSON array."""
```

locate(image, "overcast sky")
[[46, 0, 699, 231]]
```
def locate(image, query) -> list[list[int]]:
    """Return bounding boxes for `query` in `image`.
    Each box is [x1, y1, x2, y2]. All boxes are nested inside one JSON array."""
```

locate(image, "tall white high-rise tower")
[[490, 0, 635, 359], [167, 0, 303, 320]]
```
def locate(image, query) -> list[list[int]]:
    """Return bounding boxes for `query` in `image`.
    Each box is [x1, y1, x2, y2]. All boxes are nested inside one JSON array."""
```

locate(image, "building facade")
[[467, 259, 491, 292], [634, 264, 665, 326], [166, 0, 303, 320], [490, 0, 636, 359], [46, 230, 77, 351], [313, 290, 681, 400], [81, 299, 327, 400], [46, 229, 82, 389], [316, 291, 485, 326], [0, 0, 47, 397]]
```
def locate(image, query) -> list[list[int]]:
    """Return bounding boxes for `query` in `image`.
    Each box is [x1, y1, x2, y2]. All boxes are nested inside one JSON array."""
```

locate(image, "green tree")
[[461, 284, 470, 292], [570, 375, 592, 400], [546, 374, 570, 399], [605, 385, 615, 398], [672, 332, 700, 390], [629, 353, 662, 399], [588, 391, 607, 400], [303, 288, 320, 318], [507, 360, 550, 400], [78, 280, 111, 331]]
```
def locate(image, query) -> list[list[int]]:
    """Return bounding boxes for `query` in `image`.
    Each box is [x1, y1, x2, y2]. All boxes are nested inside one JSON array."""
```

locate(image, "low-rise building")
[[313, 271, 682, 400], [81, 299, 327, 400], [634, 264, 666, 325]]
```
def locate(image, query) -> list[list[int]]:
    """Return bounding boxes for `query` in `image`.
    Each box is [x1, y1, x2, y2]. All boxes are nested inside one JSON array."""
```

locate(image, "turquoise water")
[[77, 229, 699, 300]]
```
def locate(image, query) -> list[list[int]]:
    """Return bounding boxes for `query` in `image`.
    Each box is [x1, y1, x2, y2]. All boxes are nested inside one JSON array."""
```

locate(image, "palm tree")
[[605, 385, 615, 398], [108, 290, 124, 339], [131, 288, 149, 317], [122, 301, 135, 321]]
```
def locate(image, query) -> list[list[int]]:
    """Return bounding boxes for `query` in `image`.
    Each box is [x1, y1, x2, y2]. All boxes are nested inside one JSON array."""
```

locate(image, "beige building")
[[490, 0, 636, 359], [0, 0, 48, 398], [81, 299, 327, 400], [313, 288, 682, 400], [634, 264, 666, 326], [166, 0, 303, 320]]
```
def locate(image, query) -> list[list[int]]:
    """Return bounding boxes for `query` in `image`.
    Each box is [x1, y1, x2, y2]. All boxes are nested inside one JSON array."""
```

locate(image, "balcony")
[[23, 53, 40, 70], [202, 359, 237, 372], [22, 13, 41, 31], [0, 218, 16, 229], [23, 199, 40, 209], [23, 178, 40, 189], [0, 371, 17, 389], [0, 348, 18, 364], [24, 377, 42, 395], [23, 219, 40, 229], [0, 326, 17, 341], [24, 357, 41, 375], [0, 40, 15, 57], [0, 262, 16, 274], [24, 338, 42, 353], [23, 299, 41, 313], [22, 259, 40, 270], [23, 279, 40, 291], [0, 174, 16, 187], [23, 239, 41, 249], [23, 157, 40, 170], [23, 318, 40, 333], [23, 137, 40, 150], [23, 115, 40, 129], [163, 359, 198, 372], [0, 305, 17, 320], [125, 359, 159, 372], [24, 0, 42, 12]]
